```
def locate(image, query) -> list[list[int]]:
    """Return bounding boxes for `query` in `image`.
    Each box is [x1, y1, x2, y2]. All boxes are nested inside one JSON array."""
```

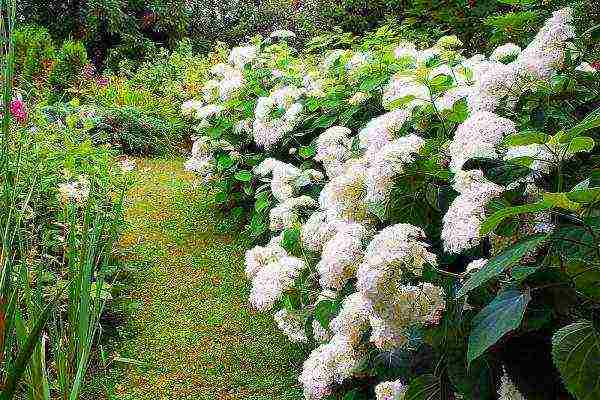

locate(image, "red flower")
[[9, 98, 27, 124], [591, 61, 600, 71]]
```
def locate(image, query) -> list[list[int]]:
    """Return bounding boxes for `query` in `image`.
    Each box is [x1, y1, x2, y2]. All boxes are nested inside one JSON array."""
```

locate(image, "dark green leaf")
[[480, 201, 552, 236], [457, 234, 548, 297], [462, 158, 532, 187], [468, 289, 531, 363], [299, 145, 316, 159], [405, 374, 441, 400], [552, 321, 600, 400], [566, 106, 600, 138]]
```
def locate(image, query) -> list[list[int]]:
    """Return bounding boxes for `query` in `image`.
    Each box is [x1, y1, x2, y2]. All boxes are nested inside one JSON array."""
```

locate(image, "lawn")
[[85, 157, 307, 400]]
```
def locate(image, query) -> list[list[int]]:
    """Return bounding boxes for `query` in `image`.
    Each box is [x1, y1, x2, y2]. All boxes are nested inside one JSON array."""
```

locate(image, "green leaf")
[[552, 321, 600, 400], [282, 227, 301, 253], [457, 234, 548, 297], [234, 170, 253, 182], [504, 130, 549, 147], [566, 188, 600, 204], [299, 145, 316, 159], [315, 114, 337, 129], [314, 299, 340, 330], [480, 201, 552, 235], [566, 106, 600, 138], [405, 374, 441, 400], [462, 158, 532, 187], [254, 193, 271, 214], [568, 136, 595, 153], [214, 192, 228, 204], [468, 289, 531, 363], [217, 154, 234, 170]]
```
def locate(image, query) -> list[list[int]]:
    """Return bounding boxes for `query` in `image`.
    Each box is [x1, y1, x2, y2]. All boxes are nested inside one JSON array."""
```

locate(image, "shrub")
[[13, 24, 56, 85], [48, 40, 89, 96], [183, 7, 600, 400]]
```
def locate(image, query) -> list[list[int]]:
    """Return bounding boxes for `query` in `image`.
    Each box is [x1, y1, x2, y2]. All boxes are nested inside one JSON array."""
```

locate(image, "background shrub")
[[48, 40, 89, 96]]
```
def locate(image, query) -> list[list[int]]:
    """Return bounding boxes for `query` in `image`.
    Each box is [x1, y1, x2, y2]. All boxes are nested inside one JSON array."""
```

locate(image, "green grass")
[[86, 157, 306, 400]]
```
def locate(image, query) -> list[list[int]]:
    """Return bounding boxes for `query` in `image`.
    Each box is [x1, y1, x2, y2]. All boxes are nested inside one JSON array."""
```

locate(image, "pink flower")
[[96, 76, 109, 87], [9, 98, 27, 124], [82, 64, 96, 80]]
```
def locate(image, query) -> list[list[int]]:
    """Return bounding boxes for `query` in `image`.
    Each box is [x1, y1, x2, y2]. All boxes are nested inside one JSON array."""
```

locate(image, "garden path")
[[89, 157, 306, 400]]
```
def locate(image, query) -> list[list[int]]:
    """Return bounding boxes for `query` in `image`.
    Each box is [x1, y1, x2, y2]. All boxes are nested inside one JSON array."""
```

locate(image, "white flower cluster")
[[58, 176, 90, 204], [195, 10, 577, 399], [498, 370, 527, 400], [375, 380, 407, 400], [274, 309, 308, 343], [253, 85, 304, 150], [315, 126, 353, 178]]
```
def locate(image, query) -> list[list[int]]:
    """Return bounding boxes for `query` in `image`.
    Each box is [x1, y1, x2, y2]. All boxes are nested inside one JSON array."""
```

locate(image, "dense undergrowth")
[[1, 0, 600, 399]]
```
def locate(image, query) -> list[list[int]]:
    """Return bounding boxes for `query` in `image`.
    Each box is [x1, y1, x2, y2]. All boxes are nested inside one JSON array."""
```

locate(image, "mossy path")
[[91, 157, 305, 400]]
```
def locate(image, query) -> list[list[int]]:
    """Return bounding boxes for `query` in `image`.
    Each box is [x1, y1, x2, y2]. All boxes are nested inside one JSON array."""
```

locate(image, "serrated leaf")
[[314, 300, 338, 330], [504, 130, 548, 146], [542, 192, 581, 211], [234, 170, 253, 182], [566, 188, 600, 204], [480, 201, 552, 235], [468, 289, 531, 363], [566, 106, 600, 138], [462, 158, 532, 187], [299, 145, 316, 159], [457, 234, 548, 297], [568, 136, 595, 153], [552, 321, 600, 400]]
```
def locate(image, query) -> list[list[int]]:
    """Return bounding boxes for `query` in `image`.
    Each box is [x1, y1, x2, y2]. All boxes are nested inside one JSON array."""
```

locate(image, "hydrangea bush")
[[184, 9, 600, 399]]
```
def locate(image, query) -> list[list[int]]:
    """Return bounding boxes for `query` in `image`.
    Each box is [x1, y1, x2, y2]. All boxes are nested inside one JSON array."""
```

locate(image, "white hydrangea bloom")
[[249, 255, 305, 310], [365, 134, 425, 205], [357, 224, 437, 301], [319, 159, 370, 224], [275, 309, 308, 343], [382, 74, 430, 111], [228, 45, 258, 69], [490, 43, 522, 62], [359, 109, 411, 158], [375, 380, 407, 400], [498, 371, 527, 400], [244, 237, 287, 279], [299, 335, 362, 400], [312, 319, 331, 343], [210, 63, 235, 77], [513, 8, 574, 82], [434, 86, 472, 112], [218, 68, 245, 101], [315, 126, 353, 178], [441, 179, 504, 253], [301, 211, 337, 253], [318, 223, 370, 290], [393, 42, 418, 60], [448, 111, 517, 173], [367, 283, 446, 350], [349, 91, 369, 106], [465, 258, 488, 275], [181, 99, 204, 117], [270, 29, 296, 39], [269, 195, 318, 231], [329, 292, 373, 344]]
